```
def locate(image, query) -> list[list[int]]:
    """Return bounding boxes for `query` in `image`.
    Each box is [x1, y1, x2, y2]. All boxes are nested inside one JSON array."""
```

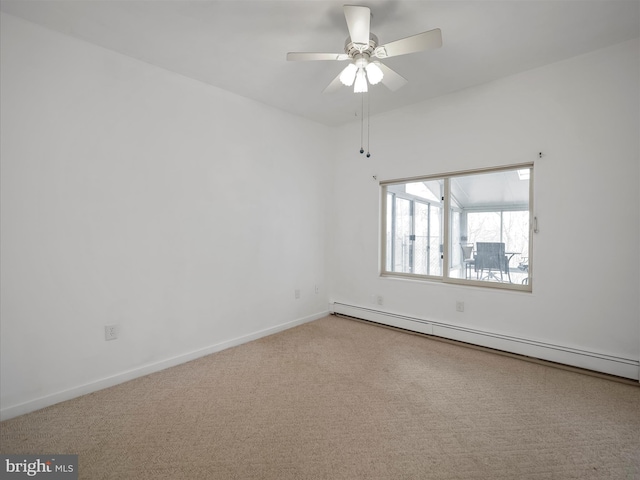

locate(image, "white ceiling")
[[1, 0, 638, 126]]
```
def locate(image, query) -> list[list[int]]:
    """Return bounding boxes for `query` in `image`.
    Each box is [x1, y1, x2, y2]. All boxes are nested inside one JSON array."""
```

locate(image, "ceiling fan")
[[287, 5, 442, 93]]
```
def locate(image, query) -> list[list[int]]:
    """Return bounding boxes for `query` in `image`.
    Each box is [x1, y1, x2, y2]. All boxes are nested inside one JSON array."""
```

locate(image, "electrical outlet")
[[295, 289, 300, 299], [104, 324, 118, 341], [456, 301, 465, 312], [376, 295, 384, 306], [315, 285, 319, 294]]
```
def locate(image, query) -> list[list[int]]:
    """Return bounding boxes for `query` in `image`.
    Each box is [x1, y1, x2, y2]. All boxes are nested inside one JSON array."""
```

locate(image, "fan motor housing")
[[344, 33, 378, 58]]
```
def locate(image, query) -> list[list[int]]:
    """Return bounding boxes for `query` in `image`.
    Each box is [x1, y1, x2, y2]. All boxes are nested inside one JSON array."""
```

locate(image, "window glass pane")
[[406, 182, 440, 202], [502, 211, 529, 285], [394, 197, 411, 273], [384, 180, 443, 276], [428, 201, 443, 276], [450, 210, 461, 276], [447, 169, 530, 285], [385, 192, 393, 271], [383, 167, 530, 289], [414, 202, 429, 275], [468, 212, 501, 243]]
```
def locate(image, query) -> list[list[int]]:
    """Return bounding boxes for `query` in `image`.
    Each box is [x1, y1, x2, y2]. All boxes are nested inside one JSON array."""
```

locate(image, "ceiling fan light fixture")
[[354, 68, 368, 93], [339, 63, 358, 86], [287, 4, 443, 96], [365, 62, 384, 85]]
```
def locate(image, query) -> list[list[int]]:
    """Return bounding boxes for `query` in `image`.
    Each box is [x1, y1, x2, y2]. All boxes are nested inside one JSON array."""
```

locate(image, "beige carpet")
[[1, 315, 639, 479]]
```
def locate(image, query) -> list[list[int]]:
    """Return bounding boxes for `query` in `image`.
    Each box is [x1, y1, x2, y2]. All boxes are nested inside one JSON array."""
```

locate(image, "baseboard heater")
[[330, 302, 639, 381]]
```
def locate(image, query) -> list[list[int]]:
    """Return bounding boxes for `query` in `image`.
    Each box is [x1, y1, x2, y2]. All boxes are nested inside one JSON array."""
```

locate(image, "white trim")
[[378, 162, 535, 186], [331, 302, 639, 381], [0, 311, 328, 421]]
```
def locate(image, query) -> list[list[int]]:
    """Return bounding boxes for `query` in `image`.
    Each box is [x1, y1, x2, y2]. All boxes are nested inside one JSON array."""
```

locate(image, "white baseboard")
[[0, 311, 328, 421], [330, 302, 640, 381]]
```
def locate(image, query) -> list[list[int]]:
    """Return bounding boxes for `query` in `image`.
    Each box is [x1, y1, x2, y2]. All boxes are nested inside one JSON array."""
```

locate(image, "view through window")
[[382, 165, 532, 290]]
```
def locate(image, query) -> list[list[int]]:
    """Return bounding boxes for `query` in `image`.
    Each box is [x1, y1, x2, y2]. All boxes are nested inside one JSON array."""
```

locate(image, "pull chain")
[[359, 93, 364, 154], [366, 92, 371, 158], [358, 91, 372, 157]]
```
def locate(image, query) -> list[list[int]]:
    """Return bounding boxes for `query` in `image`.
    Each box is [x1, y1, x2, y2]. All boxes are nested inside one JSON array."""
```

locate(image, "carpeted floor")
[[1, 315, 639, 479]]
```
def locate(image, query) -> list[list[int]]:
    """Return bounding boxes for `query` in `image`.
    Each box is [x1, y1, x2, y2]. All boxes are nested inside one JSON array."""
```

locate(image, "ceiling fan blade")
[[323, 72, 344, 94], [377, 63, 408, 91], [287, 52, 349, 61], [375, 28, 442, 58], [343, 5, 371, 46]]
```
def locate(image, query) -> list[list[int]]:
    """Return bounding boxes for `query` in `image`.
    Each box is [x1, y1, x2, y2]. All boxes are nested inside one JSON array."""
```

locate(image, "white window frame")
[[380, 163, 534, 292]]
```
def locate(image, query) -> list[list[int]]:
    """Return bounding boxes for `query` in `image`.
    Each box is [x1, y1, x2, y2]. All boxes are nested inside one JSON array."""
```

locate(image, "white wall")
[[0, 13, 331, 419], [329, 39, 640, 378], [2, 12, 638, 421]]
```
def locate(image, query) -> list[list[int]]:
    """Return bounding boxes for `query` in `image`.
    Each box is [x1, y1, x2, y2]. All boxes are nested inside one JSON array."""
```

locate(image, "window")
[[385, 179, 444, 276], [381, 165, 532, 291]]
